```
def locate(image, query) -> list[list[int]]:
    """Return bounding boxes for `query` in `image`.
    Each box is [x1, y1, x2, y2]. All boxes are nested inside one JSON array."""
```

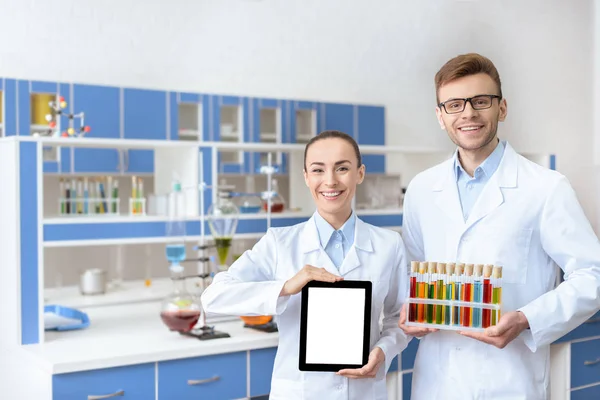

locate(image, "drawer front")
[[571, 338, 600, 388], [570, 383, 600, 400], [158, 352, 246, 400], [53, 363, 155, 400], [555, 311, 600, 343], [250, 347, 277, 397]]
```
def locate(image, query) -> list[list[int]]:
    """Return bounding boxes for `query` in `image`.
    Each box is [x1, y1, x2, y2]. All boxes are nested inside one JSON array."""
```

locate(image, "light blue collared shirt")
[[314, 211, 356, 269], [454, 140, 505, 221]]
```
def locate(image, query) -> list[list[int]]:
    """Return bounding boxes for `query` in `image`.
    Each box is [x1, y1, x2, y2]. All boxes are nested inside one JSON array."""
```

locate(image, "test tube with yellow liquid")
[[417, 262, 427, 323], [436, 262, 445, 325], [492, 266, 503, 326]]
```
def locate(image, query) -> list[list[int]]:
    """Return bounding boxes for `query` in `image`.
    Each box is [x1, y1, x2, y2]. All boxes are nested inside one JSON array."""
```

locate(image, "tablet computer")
[[299, 280, 372, 372]]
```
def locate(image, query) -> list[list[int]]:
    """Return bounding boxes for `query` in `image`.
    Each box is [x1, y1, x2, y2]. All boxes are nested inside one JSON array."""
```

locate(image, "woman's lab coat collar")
[[299, 212, 374, 277]]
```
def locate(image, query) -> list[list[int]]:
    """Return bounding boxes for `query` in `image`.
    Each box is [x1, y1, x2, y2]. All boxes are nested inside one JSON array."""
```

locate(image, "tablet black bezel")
[[298, 280, 372, 372]]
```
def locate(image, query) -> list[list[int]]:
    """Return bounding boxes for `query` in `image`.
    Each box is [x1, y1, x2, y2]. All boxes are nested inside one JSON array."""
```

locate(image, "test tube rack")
[[405, 261, 503, 332]]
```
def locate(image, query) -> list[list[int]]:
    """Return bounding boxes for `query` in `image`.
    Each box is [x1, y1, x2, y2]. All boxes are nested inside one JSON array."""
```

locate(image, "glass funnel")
[[160, 265, 202, 333], [207, 191, 239, 270]]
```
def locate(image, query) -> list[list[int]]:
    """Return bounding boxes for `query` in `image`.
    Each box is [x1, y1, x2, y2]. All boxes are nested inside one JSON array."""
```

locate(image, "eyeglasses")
[[438, 95, 501, 114]]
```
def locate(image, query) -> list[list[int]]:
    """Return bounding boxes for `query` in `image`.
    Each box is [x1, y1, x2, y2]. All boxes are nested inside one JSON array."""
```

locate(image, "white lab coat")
[[201, 214, 410, 400], [402, 142, 600, 400]]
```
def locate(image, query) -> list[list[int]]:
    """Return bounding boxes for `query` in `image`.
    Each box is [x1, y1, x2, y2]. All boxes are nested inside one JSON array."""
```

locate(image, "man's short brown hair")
[[435, 53, 502, 104]]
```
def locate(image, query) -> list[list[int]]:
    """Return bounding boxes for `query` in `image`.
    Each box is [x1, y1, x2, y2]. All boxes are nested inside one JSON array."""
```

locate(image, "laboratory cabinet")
[[1, 76, 387, 176]]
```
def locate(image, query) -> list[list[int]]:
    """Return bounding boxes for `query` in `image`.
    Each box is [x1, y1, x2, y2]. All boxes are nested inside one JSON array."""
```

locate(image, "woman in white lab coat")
[[201, 130, 409, 400], [399, 53, 600, 400]]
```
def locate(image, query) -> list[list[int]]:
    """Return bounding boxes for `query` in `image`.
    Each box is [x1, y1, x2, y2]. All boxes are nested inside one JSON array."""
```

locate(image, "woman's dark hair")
[[303, 130, 362, 171]]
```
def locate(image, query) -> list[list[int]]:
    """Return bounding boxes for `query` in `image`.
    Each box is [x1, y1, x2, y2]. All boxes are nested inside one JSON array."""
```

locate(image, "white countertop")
[[23, 302, 279, 375]]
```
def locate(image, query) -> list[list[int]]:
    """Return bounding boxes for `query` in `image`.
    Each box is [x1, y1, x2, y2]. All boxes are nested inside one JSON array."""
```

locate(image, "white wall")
[[0, 0, 596, 228]]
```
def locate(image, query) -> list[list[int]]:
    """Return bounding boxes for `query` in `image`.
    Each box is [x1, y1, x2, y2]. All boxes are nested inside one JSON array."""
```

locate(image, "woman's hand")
[[398, 303, 439, 338], [337, 346, 385, 379], [280, 265, 343, 296]]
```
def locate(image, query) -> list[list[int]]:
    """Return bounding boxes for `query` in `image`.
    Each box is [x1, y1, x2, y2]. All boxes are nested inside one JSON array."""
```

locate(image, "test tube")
[[427, 261, 436, 324], [436, 262, 445, 325], [462, 264, 474, 327], [409, 261, 419, 322], [83, 178, 89, 215], [112, 179, 119, 214], [65, 181, 71, 214], [77, 180, 83, 214], [445, 263, 455, 325], [492, 266, 503, 326], [70, 179, 76, 214], [59, 178, 65, 215], [417, 262, 427, 323], [455, 263, 464, 326], [473, 264, 483, 328], [137, 178, 144, 214], [482, 264, 493, 328], [131, 176, 138, 214]]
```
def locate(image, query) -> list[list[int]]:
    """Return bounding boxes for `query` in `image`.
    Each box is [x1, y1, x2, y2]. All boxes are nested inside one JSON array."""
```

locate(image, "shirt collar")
[[454, 139, 505, 180], [314, 210, 356, 249]]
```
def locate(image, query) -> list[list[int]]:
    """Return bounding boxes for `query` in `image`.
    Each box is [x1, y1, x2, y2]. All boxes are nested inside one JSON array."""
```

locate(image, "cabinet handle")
[[585, 317, 600, 324], [187, 376, 220, 385], [87, 390, 124, 400], [584, 358, 600, 366]]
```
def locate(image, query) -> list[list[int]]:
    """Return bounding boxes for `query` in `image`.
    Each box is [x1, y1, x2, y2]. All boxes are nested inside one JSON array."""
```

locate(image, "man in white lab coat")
[[398, 53, 600, 399]]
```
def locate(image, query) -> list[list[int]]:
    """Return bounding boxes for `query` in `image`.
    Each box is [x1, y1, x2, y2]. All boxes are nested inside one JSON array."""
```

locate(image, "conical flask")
[[207, 191, 239, 270]]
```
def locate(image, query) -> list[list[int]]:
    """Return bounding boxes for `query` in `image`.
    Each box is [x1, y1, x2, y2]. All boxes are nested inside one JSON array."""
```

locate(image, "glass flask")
[[261, 179, 285, 213], [207, 191, 240, 270], [160, 265, 202, 332]]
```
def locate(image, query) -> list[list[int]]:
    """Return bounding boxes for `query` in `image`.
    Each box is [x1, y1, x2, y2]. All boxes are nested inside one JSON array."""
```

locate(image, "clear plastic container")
[[238, 194, 262, 214]]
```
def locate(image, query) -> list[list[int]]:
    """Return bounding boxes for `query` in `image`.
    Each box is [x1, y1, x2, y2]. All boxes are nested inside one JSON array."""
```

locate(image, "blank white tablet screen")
[[305, 287, 366, 365]]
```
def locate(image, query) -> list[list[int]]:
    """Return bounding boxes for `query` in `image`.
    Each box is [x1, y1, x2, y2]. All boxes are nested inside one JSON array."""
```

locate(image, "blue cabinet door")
[[571, 384, 600, 400], [402, 372, 413, 400], [401, 339, 419, 371], [357, 105, 386, 173], [250, 347, 277, 397], [323, 103, 355, 137], [555, 311, 600, 343], [53, 363, 155, 400], [158, 352, 247, 400], [124, 88, 168, 173], [72, 84, 121, 173], [571, 338, 600, 389]]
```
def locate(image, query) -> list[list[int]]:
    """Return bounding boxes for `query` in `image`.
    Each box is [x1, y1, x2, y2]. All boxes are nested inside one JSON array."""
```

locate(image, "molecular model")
[[34, 95, 91, 138]]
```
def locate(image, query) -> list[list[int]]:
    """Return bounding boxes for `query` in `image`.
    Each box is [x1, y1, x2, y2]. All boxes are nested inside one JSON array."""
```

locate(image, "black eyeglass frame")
[[438, 95, 502, 114]]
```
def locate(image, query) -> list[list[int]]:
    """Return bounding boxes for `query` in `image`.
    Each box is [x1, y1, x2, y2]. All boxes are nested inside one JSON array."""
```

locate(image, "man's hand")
[[459, 311, 530, 349], [398, 303, 439, 338], [337, 346, 385, 379], [279, 265, 343, 297]]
